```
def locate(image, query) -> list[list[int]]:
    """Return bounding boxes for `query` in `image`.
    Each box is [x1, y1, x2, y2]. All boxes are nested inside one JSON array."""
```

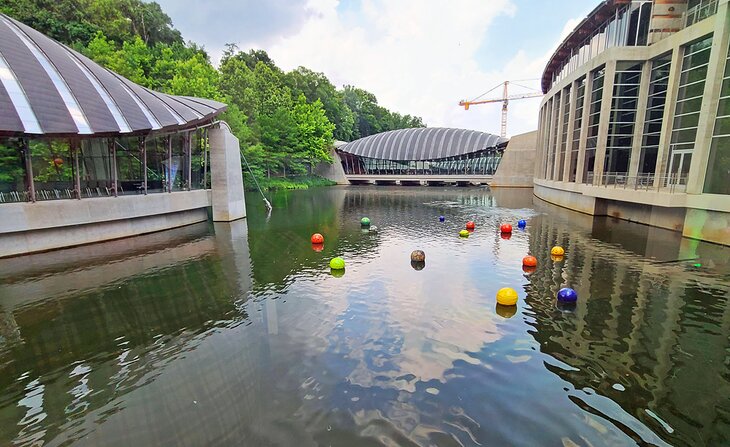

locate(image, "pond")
[[0, 186, 729, 446]]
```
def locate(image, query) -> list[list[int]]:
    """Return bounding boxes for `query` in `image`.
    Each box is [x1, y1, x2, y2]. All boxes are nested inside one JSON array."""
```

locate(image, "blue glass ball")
[[439, 216, 445, 222], [517, 219, 527, 228], [557, 287, 578, 302]]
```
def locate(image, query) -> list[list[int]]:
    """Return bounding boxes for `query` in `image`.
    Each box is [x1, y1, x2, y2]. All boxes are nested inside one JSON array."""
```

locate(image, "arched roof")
[[0, 13, 226, 137], [338, 128, 507, 161]]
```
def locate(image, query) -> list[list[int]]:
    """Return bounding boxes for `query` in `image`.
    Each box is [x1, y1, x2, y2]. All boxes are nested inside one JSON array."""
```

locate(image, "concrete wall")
[[490, 131, 537, 188], [534, 182, 600, 215], [0, 204, 209, 258], [210, 126, 246, 221], [315, 148, 348, 184]]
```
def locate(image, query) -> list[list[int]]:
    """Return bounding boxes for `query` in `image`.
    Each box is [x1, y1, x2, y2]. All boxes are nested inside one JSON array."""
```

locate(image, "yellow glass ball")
[[496, 287, 518, 306], [551, 246, 565, 256]]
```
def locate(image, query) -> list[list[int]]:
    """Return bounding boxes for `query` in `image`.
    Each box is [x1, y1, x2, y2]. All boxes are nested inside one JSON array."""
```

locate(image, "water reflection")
[[0, 187, 727, 446]]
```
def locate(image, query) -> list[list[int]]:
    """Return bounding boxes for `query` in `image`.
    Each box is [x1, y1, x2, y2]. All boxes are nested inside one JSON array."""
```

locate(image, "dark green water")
[[1, 187, 729, 446]]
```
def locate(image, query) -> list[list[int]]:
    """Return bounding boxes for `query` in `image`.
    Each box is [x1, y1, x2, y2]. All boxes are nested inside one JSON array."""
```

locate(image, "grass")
[[245, 175, 337, 192]]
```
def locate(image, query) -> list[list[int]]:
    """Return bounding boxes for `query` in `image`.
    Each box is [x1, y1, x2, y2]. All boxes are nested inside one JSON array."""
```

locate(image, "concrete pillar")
[[547, 97, 559, 180], [686, 4, 730, 194], [628, 61, 652, 178], [653, 48, 683, 187], [209, 125, 246, 222], [593, 60, 617, 185], [562, 82, 578, 181], [553, 89, 567, 180], [576, 74, 593, 184]]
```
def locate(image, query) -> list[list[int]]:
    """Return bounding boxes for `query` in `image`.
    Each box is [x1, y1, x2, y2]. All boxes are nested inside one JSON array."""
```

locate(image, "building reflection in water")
[[526, 197, 730, 445], [0, 188, 728, 446]]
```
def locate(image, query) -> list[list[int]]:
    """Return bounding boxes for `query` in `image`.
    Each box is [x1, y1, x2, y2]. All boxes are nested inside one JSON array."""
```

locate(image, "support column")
[[628, 62, 652, 179], [562, 82, 578, 181], [653, 48, 683, 187], [22, 139, 35, 202], [140, 137, 147, 195], [71, 139, 81, 199], [593, 60, 617, 185], [576, 74, 593, 183], [553, 89, 566, 180], [186, 132, 192, 191], [109, 139, 118, 197], [209, 125, 246, 221], [166, 136, 172, 193], [547, 98, 558, 180], [686, 4, 730, 194]]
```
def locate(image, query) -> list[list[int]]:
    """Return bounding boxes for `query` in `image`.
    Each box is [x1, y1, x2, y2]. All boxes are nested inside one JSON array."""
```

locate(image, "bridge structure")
[[333, 128, 508, 186]]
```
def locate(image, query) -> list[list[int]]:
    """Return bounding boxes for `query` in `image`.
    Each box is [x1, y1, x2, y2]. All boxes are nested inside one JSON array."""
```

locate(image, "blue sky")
[[156, 0, 594, 136]]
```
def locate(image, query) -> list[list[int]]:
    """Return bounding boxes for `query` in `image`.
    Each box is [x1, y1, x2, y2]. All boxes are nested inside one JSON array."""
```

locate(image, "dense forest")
[[0, 0, 425, 184]]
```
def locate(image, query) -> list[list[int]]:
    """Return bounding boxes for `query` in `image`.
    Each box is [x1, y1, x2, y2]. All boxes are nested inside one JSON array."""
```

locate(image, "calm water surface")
[[1, 187, 729, 446]]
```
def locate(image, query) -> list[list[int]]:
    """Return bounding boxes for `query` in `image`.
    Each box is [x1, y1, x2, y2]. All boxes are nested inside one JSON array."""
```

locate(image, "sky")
[[155, 0, 595, 137]]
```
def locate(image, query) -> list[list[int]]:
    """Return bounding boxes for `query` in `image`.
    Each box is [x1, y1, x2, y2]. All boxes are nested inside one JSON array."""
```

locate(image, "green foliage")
[[0, 0, 181, 47], [0, 1, 425, 186], [0, 142, 24, 186], [250, 175, 337, 192]]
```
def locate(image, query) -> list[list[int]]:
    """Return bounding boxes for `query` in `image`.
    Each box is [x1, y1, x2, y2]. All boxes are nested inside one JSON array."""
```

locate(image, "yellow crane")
[[459, 80, 543, 138]]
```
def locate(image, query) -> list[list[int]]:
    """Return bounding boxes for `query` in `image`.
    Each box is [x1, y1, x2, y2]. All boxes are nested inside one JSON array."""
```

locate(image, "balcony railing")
[[685, 0, 718, 27], [596, 172, 688, 193]]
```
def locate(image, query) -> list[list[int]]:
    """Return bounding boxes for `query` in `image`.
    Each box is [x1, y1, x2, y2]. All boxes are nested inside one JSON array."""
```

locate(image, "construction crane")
[[459, 80, 543, 138]]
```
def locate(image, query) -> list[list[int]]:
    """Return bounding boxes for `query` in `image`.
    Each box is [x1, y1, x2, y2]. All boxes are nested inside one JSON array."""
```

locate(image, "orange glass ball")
[[311, 233, 324, 244], [466, 221, 476, 230], [500, 224, 512, 233], [522, 255, 537, 267]]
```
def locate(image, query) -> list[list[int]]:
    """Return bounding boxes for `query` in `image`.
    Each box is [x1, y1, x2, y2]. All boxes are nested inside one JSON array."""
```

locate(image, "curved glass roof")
[[0, 13, 226, 137], [338, 128, 507, 161]]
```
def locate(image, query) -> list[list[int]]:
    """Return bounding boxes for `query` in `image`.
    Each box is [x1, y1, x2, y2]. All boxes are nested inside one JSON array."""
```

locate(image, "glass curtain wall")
[[548, 92, 561, 180], [557, 86, 571, 181], [704, 38, 730, 194], [604, 62, 642, 182], [551, 1, 652, 89], [340, 151, 503, 176], [569, 77, 586, 182], [0, 138, 26, 202], [584, 66, 605, 183], [542, 99, 554, 179], [640, 55, 672, 175], [667, 35, 713, 185], [30, 139, 74, 200], [115, 136, 145, 194]]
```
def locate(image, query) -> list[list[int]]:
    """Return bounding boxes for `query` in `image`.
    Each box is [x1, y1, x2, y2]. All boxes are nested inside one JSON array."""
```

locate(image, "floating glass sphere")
[[311, 233, 324, 244], [329, 257, 345, 270], [459, 229, 470, 238], [361, 217, 371, 226], [557, 287, 578, 302], [496, 287, 518, 306], [466, 221, 476, 230], [517, 219, 527, 228], [500, 224, 513, 233], [522, 255, 537, 267], [551, 246, 565, 256]]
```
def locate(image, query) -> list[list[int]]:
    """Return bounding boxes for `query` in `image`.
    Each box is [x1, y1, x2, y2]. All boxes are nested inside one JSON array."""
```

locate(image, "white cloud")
[[164, 0, 588, 138]]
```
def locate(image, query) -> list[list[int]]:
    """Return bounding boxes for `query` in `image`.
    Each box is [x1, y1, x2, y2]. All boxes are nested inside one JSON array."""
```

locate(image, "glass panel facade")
[[667, 35, 713, 184], [640, 54, 671, 174], [557, 86, 571, 181], [569, 77, 586, 182], [549, 1, 652, 90], [584, 66, 605, 183], [604, 62, 642, 179], [704, 37, 730, 194], [339, 149, 503, 177], [548, 93, 561, 180]]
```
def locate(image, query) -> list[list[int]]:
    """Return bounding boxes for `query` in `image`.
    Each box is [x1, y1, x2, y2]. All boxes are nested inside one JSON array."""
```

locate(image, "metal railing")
[[685, 0, 718, 27], [596, 172, 688, 193]]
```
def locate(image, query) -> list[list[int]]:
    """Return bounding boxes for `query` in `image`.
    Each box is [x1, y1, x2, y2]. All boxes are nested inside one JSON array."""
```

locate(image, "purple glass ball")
[[557, 287, 578, 302]]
